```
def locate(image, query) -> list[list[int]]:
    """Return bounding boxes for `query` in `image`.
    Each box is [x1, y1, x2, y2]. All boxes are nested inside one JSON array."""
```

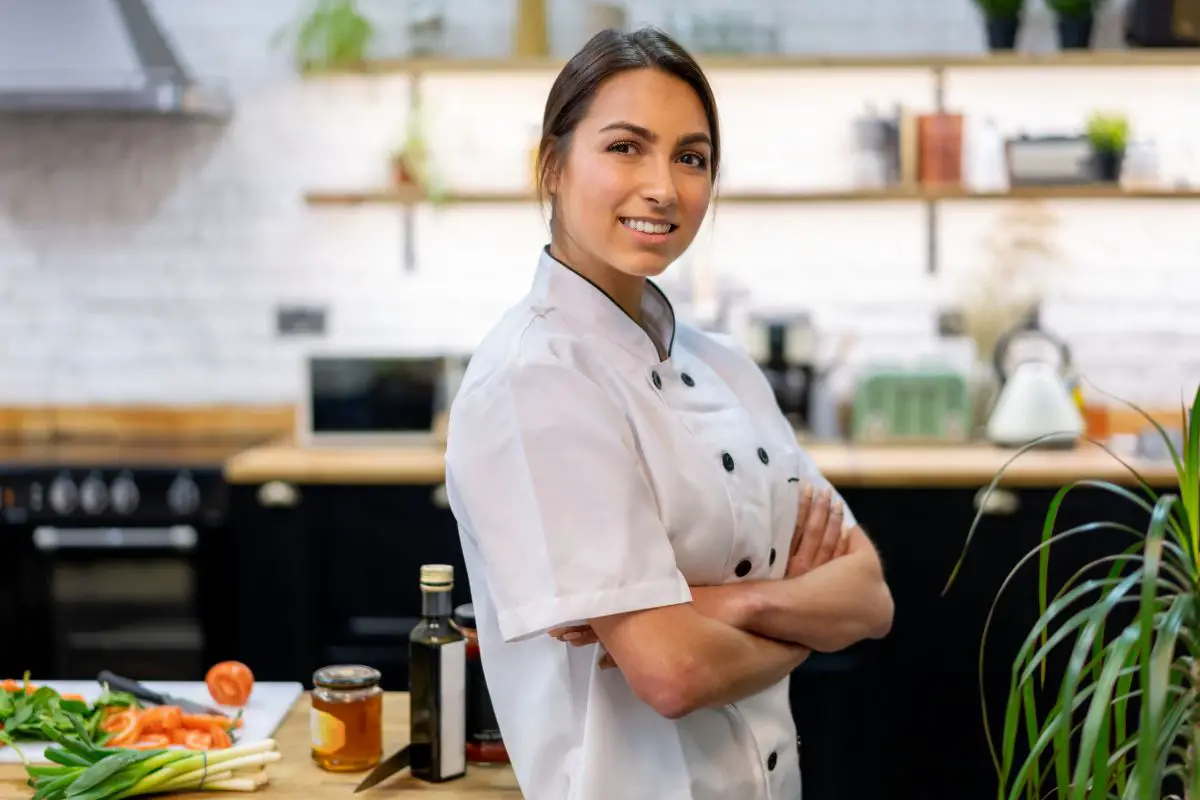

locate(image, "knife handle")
[[96, 671, 164, 705]]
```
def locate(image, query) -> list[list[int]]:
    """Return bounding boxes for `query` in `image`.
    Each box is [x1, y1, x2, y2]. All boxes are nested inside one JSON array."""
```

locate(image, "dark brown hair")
[[535, 27, 721, 208]]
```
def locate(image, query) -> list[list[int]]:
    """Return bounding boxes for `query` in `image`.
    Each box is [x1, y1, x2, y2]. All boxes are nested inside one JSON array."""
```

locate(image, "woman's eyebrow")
[[598, 121, 711, 149]]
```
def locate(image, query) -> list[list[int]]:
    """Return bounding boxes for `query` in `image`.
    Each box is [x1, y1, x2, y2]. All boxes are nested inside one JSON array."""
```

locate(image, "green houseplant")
[[272, 0, 374, 72], [947, 383, 1200, 799], [974, 0, 1026, 50], [1047, 0, 1105, 49], [1086, 111, 1130, 182]]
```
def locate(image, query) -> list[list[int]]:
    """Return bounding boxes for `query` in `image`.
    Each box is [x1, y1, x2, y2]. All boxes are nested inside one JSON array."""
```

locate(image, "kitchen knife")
[[96, 671, 229, 718], [354, 745, 411, 793]]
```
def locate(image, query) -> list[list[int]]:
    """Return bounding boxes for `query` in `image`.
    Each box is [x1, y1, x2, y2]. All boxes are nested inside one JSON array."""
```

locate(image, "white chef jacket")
[[444, 247, 857, 800]]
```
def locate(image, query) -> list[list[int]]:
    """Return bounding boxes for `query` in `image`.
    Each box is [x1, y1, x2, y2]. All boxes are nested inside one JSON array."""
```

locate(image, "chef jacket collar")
[[532, 246, 676, 365]]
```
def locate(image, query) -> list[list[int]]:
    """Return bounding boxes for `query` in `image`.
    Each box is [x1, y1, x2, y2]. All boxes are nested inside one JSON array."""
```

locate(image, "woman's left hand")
[[549, 625, 600, 646]]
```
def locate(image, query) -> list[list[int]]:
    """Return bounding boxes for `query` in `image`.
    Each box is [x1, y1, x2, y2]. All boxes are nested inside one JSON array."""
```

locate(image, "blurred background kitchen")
[[0, 0, 1196, 798]]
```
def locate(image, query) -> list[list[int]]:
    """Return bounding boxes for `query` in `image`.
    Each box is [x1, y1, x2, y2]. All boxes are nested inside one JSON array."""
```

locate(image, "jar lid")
[[313, 664, 381, 690], [452, 603, 475, 629]]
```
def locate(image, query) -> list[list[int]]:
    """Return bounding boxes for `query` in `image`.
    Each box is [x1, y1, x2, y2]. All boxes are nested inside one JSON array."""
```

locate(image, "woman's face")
[[550, 67, 714, 282]]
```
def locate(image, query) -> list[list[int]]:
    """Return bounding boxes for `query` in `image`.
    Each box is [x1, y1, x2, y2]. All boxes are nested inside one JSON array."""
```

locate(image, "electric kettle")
[[985, 318, 1084, 449]]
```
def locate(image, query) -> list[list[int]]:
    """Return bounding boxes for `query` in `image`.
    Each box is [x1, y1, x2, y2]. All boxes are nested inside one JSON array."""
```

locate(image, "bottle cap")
[[420, 563, 454, 590]]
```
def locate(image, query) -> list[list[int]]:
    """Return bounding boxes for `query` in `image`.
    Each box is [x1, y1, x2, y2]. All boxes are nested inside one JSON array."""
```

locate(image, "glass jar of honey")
[[311, 664, 384, 772]]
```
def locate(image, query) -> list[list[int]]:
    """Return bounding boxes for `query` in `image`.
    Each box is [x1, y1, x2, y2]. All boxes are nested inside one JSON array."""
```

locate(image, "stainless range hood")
[[0, 0, 231, 119]]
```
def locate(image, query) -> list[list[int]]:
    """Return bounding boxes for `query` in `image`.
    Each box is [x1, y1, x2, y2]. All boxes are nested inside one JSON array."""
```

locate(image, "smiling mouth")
[[620, 217, 676, 235]]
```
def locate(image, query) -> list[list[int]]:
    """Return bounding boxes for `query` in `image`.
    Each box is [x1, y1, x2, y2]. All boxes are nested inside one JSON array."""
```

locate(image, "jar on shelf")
[[453, 604, 509, 764], [311, 664, 385, 772]]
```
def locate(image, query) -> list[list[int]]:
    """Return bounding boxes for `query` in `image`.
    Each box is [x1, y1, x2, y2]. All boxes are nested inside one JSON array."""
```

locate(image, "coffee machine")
[[738, 311, 818, 432]]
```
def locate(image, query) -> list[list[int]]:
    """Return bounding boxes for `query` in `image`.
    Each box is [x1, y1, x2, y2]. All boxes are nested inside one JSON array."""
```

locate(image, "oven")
[[0, 439, 255, 681]]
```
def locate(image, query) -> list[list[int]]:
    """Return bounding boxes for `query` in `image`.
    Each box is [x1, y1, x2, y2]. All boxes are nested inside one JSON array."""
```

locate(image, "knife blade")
[[354, 745, 411, 793], [96, 671, 229, 718]]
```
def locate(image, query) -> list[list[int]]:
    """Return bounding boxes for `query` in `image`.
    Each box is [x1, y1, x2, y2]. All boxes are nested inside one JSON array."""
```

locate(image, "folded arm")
[[588, 603, 810, 720], [692, 526, 894, 653]]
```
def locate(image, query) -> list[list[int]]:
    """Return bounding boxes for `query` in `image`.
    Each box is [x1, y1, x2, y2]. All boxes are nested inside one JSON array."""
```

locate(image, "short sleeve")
[[445, 360, 691, 644]]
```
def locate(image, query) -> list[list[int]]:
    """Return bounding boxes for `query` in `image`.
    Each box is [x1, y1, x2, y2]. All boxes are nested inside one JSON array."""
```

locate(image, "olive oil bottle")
[[408, 564, 467, 782]]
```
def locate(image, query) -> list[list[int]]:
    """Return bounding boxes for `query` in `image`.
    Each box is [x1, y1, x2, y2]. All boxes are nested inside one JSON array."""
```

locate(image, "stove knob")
[[79, 475, 108, 515], [167, 475, 200, 515], [48, 476, 78, 514], [110, 476, 140, 515]]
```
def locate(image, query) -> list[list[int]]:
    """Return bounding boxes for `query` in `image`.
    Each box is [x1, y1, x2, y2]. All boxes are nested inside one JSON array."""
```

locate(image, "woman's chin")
[[612, 249, 679, 279]]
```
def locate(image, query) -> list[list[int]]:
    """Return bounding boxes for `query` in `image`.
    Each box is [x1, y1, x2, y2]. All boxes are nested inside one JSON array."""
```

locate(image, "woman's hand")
[[549, 624, 600, 646], [788, 484, 850, 578], [547, 626, 619, 670]]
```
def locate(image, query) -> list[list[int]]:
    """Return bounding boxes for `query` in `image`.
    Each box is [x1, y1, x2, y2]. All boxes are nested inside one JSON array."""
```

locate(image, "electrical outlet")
[[276, 305, 327, 336], [936, 307, 966, 337]]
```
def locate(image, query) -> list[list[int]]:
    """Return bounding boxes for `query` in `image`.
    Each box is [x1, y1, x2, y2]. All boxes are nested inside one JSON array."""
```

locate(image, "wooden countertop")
[[0, 692, 520, 799], [223, 440, 1179, 488]]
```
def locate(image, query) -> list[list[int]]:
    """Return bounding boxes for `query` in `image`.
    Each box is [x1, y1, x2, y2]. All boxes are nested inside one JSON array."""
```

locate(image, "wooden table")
[[0, 693, 522, 799]]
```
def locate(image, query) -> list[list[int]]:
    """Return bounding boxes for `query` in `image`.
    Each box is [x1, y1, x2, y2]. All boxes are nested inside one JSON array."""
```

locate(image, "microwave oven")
[[296, 351, 467, 446]]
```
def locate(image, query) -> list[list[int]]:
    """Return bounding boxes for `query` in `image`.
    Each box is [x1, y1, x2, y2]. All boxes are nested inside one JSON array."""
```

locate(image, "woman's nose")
[[640, 159, 678, 207]]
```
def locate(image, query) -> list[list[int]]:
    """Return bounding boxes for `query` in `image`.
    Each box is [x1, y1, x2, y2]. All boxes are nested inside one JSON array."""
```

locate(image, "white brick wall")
[[0, 0, 1195, 407]]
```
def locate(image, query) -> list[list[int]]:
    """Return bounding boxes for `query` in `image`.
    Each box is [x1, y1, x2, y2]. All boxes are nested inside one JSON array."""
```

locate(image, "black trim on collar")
[[542, 245, 676, 359]]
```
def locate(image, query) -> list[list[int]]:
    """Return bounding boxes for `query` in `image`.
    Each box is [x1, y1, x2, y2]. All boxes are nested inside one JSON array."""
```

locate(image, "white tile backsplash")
[[0, 0, 1192, 405]]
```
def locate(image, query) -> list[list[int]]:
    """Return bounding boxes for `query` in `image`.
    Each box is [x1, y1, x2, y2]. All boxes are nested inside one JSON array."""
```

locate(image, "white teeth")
[[622, 218, 672, 235]]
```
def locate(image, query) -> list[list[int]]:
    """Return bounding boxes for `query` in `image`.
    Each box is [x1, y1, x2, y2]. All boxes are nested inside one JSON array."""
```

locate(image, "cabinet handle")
[[974, 487, 1018, 516], [258, 481, 300, 508], [430, 483, 449, 509]]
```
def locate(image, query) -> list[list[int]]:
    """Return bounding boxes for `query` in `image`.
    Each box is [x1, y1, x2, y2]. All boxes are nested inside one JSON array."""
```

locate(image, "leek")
[[2, 716, 279, 800]]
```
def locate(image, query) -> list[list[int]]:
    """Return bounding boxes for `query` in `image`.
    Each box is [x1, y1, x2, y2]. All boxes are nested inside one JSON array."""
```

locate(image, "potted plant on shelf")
[[1047, 0, 1104, 49], [946, 383, 1200, 798], [272, 0, 374, 72], [974, 0, 1026, 50], [1086, 111, 1129, 182]]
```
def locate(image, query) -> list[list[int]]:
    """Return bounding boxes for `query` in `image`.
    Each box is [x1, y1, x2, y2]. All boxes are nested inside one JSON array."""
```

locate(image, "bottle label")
[[439, 638, 467, 779], [311, 707, 346, 755]]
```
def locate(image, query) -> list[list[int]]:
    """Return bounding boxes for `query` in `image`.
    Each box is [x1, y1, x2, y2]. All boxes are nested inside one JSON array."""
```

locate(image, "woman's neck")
[[549, 239, 644, 323]]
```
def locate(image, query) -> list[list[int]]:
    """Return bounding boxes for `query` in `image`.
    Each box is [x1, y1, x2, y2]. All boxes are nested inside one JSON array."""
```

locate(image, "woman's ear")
[[543, 136, 562, 196]]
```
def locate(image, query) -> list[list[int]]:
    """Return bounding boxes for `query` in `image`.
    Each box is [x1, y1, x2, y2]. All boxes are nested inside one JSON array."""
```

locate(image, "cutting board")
[[0, 680, 304, 764]]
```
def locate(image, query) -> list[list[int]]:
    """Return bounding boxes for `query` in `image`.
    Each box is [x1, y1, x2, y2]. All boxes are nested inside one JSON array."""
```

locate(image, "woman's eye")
[[679, 152, 708, 169], [608, 141, 637, 155]]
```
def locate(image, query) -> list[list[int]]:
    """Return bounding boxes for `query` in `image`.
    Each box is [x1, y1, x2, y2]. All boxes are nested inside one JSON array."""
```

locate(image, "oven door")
[[14, 524, 230, 681]]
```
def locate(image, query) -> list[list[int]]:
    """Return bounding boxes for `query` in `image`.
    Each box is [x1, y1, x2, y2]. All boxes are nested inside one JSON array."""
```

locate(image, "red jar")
[[453, 604, 509, 764]]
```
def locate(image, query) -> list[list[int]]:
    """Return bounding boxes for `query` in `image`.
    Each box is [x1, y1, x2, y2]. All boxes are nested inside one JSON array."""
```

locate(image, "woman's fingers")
[[548, 625, 599, 646], [811, 497, 845, 569], [793, 486, 833, 572], [832, 528, 852, 560], [790, 484, 814, 558]]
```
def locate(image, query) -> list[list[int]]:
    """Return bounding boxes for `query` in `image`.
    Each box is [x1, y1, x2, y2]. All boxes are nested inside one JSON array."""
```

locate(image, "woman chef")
[[444, 26, 894, 800]]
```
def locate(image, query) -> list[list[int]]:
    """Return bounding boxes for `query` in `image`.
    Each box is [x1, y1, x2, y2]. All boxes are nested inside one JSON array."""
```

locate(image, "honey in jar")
[[311, 664, 384, 772]]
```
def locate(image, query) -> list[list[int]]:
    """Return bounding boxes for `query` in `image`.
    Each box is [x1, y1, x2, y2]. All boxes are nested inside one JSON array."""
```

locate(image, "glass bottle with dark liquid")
[[408, 563, 467, 782]]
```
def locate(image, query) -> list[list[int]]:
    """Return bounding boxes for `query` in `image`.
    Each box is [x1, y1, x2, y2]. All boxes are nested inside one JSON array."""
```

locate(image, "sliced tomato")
[[181, 729, 213, 750], [205, 661, 254, 707]]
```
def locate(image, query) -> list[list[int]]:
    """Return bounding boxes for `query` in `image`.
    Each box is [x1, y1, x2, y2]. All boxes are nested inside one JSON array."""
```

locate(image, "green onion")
[[7, 722, 279, 800]]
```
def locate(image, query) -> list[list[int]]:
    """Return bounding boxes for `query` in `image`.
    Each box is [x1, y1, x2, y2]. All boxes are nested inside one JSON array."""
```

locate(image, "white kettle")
[[985, 321, 1084, 449]]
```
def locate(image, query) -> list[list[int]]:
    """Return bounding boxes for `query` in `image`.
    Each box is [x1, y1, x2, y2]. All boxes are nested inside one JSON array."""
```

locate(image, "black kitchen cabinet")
[[232, 481, 465, 691], [865, 481, 1171, 800], [231, 481, 315, 684], [788, 487, 897, 800]]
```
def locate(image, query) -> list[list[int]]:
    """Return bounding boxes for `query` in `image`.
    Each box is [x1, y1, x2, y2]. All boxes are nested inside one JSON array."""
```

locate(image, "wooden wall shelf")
[[303, 51, 1200, 76], [304, 186, 1200, 207]]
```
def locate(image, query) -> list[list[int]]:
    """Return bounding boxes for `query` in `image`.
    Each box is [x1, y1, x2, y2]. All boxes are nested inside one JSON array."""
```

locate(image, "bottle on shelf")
[[409, 564, 467, 783]]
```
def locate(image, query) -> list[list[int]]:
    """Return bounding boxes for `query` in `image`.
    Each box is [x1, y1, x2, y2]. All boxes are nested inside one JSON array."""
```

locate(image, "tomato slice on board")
[[205, 661, 254, 707]]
